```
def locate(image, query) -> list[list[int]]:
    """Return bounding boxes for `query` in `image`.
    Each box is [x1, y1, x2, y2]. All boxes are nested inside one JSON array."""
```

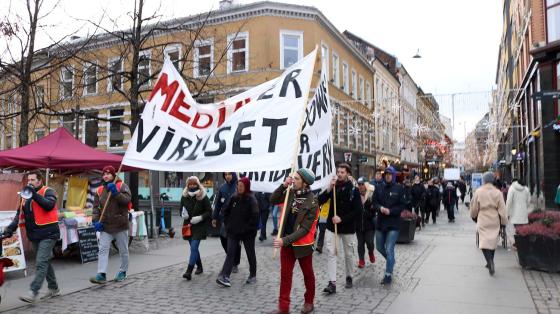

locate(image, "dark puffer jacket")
[[373, 181, 406, 232], [356, 183, 376, 232], [181, 184, 212, 241], [224, 192, 259, 239], [93, 179, 132, 234]]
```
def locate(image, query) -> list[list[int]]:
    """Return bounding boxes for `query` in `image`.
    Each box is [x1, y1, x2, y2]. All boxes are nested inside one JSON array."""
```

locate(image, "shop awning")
[[0, 127, 136, 171]]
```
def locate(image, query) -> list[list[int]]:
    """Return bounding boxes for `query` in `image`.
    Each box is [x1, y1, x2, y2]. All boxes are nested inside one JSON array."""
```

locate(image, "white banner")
[[123, 49, 317, 172], [241, 68, 336, 193]]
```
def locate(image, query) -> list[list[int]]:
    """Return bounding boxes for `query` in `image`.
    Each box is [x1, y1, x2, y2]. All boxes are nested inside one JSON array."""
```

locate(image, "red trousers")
[[279, 247, 315, 311]]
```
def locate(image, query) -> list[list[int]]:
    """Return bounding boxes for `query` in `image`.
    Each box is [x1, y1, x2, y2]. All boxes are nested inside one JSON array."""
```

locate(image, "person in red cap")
[[90, 165, 132, 284], [269, 168, 319, 314], [216, 176, 259, 287]]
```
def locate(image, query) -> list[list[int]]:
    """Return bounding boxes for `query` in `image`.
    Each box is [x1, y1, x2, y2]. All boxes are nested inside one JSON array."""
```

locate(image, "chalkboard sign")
[[77, 227, 99, 264]]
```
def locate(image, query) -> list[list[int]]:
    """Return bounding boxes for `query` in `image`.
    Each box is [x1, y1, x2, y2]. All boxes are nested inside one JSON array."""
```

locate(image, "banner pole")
[[333, 185, 339, 256], [273, 47, 318, 258], [99, 163, 124, 223]]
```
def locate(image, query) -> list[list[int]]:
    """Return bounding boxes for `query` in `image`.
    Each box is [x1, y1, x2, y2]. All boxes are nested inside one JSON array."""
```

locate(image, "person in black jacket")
[[2, 170, 60, 303], [457, 178, 467, 204], [411, 176, 426, 219], [255, 192, 271, 242], [355, 177, 376, 269], [443, 181, 458, 223], [372, 166, 406, 285], [216, 177, 259, 287], [425, 179, 441, 224], [318, 163, 361, 294]]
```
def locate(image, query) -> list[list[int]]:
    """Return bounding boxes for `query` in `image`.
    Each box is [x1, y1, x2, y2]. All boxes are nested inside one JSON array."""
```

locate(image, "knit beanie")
[[102, 165, 116, 176], [297, 168, 315, 185]]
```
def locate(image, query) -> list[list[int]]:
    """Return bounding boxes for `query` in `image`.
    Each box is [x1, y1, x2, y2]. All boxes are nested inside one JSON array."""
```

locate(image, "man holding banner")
[[318, 163, 361, 294], [271, 168, 319, 314]]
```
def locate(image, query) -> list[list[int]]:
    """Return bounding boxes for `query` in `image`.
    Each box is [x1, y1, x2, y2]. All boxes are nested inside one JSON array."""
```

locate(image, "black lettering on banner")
[[279, 69, 302, 98], [302, 80, 328, 131], [258, 84, 275, 100], [299, 134, 310, 154], [318, 80, 328, 117], [136, 118, 161, 153], [154, 127, 175, 160], [262, 118, 288, 152], [185, 137, 204, 160], [322, 138, 333, 177], [204, 127, 231, 157], [167, 137, 193, 161], [311, 149, 322, 180], [233, 121, 255, 154], [274, 169, 290, 182]]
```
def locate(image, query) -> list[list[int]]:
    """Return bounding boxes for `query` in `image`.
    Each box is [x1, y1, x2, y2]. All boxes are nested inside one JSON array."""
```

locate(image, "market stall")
[[0, 127, 147, 264]]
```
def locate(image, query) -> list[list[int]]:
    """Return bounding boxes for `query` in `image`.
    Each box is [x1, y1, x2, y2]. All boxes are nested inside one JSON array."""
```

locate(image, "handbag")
[[182, 223, 192, 239]]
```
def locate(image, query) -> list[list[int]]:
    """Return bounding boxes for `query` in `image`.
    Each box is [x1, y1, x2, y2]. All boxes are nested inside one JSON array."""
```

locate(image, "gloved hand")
[[181, 207, 189, 219], [190, 215, 202, 225], [94, 221, 104, 232], [107, 183, 119, 196]]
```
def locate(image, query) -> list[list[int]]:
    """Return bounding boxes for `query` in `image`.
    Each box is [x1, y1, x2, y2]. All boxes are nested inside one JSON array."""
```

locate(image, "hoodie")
[[212, 173, 238, 222], [505, 181, 531, 225], [372, 168, 406, 232]]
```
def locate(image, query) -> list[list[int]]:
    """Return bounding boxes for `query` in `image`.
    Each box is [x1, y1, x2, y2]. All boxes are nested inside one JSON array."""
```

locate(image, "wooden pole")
[[99, 163, 124, 222], [332, 184, 338, 256]]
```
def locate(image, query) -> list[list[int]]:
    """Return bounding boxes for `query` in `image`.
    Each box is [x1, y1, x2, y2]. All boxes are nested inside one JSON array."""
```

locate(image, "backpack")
[[97, 181, 133, 210]]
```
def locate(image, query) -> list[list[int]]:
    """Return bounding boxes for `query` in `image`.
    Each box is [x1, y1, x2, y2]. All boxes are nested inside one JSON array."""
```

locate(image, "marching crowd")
[[0, 163, 536, 314]]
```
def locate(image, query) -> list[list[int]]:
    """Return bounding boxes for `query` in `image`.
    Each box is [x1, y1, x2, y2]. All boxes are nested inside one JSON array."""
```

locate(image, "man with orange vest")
[[90, 165, 132, 285], [2, 170, 60, 303], [270, 168, 319, 314]]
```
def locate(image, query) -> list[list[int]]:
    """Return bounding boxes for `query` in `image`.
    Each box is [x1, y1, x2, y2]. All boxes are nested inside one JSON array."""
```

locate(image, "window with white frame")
[[164, 45, 181, 71], [366, 81, 372, 108], [35, 85, 44, 107], [351, 69, 357, 99], [228, 32, 248, 73], [359, 75, 365, 103], [332, 52, 339, 87], [342, 62, 349, 94], [63, 114, 76, 134], [320, 43, 329, 75], [84, 111, 99, 147], [83, 62, 98, 95], [280, 30, 303, 69], [138, 51, 151, 89], [194, 39, 213, 77], [108, 57, 124, 92], [547, 0, 560, 42], [60, 66, 74, 99], [108, 108, 124, 147]]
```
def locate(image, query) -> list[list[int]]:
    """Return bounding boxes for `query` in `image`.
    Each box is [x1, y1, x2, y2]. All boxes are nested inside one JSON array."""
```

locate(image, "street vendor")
[[2, 170, 61, 303], [90, 165, 132, 284]]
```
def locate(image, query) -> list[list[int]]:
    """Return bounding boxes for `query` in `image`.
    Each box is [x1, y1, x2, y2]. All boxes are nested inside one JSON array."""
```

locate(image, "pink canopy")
[[0, 127, 135, 171]]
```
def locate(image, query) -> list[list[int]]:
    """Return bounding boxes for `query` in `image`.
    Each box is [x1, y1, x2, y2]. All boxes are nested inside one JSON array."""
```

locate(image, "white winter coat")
[[505, 181, 531, 225]]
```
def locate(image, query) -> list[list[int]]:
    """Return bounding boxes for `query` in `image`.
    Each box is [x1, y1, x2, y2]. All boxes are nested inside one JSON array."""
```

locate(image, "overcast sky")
[[2, 0, 503, 141]]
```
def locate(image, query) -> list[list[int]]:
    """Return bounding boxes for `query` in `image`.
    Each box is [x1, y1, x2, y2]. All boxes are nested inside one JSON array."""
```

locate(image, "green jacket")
[[271, 184, 318, 259], [181, 187, 212, 240]]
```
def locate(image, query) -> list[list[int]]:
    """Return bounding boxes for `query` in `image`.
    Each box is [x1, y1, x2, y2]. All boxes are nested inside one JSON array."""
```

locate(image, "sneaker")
[[19, 290, 38, 303], [369, 253, 376, 264], [41, 288, 61, 300], [114, 271, 127, 282], [381, 275, 392, 285], [245, 276, 257, 284], [345, 276, 353, 289], [216, 276, 231, 287], [323, 281, 336, 294], [358, 259, 365, 268], [89, 273, 107, 284], [271, 229, 278, 236], [232, 265, 239, 273]]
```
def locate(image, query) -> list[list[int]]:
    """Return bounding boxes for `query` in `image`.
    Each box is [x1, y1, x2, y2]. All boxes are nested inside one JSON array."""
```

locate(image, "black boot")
[[183, 264, 194, 280], [195, 259, 203, 275]]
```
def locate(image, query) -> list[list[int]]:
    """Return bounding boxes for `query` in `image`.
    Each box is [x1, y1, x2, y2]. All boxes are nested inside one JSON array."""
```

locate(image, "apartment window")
[[35, 85, 44, 107], [321, 43, 329, 75], [228, 32, 248, 73], [108, 108, 124, 147], [164, 45, 181, 71], [138, 51, 151, 89], [63, 114, 75, 135], [342, 62, 349, 94], [332, 53, 340, 87], [84, 111, 99, 148], [34, 129, 45, 141], [280, 30, 303, 69], [108, 57, 124, 92], [547, 0, 560, 42], [61, 66, 74, 99], [366, 81, 372, 108], [194, 39, 213, 77], [351, 69, 357, 99], [359, 75, 365, 103], [83, 62, 98, 95]]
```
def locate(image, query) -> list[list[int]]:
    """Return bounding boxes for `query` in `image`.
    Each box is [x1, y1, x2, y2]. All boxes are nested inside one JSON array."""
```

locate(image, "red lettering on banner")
[[192, 112, 213, 129], [149, 73, 179, 112], [169, 91, 192, 124], [217, 106, 226, 128], [234, 98, 252, 112]]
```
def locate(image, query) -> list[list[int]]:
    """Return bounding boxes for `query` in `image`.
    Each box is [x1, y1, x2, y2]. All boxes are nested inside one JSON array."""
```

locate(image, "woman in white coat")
[[506, 178, 531, 228], [469, 172, 508, 276]]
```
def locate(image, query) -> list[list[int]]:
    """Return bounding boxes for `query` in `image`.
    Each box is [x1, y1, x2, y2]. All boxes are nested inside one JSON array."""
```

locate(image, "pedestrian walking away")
[[217, 177, 259, 287], [318, 163, 360, 294], [469, 172, 508, 276], [180, 176, 212, 280], [411, 175, 426, 218], [212, 172, 241, 273], [255, 191, 272, 242], [425, 179, 440, 224], [372, 166, 406, 285], [90, 166, 132, 285], [2, 170, 61, 303], [505, 178, 530, 247], [355, 177, 376, 269], [269, 168, 319, 314], [443, 181, 458, 223]]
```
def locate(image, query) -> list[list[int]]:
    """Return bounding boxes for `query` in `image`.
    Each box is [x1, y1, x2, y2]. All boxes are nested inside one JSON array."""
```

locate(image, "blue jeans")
[[188, 239, 201, 267], [375, 229, 399, 276], [272, 205, 279, 231]]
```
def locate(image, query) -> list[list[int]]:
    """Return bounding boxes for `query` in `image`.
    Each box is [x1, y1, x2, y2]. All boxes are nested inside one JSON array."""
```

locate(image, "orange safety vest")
[[280, 203, 320, 247], [32, 186, 59, 226], [97, 181, 133, 210]]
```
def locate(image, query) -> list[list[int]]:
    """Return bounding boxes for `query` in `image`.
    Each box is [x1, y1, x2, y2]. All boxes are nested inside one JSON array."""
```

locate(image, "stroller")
[[0, 235, 15, 304]]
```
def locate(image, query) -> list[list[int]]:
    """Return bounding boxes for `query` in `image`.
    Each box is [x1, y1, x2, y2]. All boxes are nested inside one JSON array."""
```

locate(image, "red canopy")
[[0, 127, 135, 171]]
